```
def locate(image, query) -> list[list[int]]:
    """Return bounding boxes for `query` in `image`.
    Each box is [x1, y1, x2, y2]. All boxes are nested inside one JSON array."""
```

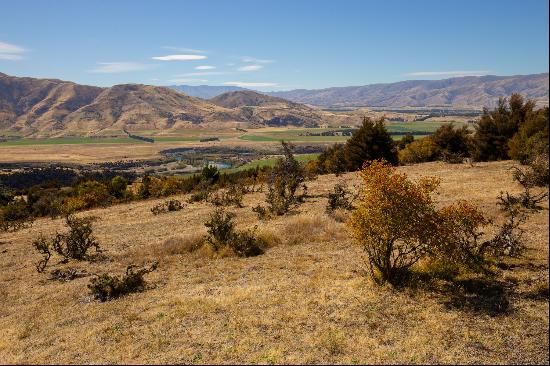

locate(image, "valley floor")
[[0, 161, 548, 364]]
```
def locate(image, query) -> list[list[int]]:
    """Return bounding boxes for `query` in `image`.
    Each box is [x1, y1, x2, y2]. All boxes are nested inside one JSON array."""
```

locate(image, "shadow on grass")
[[401, 270, 515, 317]]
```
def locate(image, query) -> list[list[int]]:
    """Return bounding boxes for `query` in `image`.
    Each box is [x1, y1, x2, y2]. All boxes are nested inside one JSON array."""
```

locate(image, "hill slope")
[[0, 74, 332, 136], [169, 85, 247, 99], [0, 161, 547, 364], [268, 73, 549, 108]]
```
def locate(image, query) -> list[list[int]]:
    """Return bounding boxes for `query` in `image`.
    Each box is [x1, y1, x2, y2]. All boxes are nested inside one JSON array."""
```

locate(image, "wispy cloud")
[[169, 78, 208, 84], [195, 65, 216, 70], [152, 54, 207, 61], [223, 81, 277, 88], [0, 41, 26, 60], [241, 56, 274, 64], [238, 64, 263, 72], [91, 62, 151, 73], [177, 71, 228, 77], [405, 70, 491, 77], [162, 46, 207, 54]]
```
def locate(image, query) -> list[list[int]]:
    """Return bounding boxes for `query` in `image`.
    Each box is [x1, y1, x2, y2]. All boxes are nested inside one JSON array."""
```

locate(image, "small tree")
[[345, 117, 398, 170], [264, 141, 306, 215], [471, 94, 535, 161], [349, 160, 440, 283], [109, 176, 128, 199]]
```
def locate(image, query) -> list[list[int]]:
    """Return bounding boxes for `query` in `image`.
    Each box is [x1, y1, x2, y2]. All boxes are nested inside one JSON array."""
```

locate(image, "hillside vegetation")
[[0, 160, 548, 364]]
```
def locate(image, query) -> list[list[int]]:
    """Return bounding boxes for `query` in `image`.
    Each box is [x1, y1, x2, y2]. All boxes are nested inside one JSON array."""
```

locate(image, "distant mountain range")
[[0, 73, 335, 137], [266, 73, 549, 108], [169, 85, 247, 99], [170, 73, 549, 109], [2, 72, 548, 137]]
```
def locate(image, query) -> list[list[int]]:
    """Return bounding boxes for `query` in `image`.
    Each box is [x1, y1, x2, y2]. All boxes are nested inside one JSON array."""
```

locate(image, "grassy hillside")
[[0, 161, 548, 364]]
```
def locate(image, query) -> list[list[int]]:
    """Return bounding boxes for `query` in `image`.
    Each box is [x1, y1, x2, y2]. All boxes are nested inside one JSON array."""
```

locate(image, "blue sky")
[[0, 0, 548, 91]]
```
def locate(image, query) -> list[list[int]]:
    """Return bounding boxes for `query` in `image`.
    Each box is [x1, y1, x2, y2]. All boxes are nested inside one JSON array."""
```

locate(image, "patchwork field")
[[0, 121, 468, 164], [0, 161, 548, 364]]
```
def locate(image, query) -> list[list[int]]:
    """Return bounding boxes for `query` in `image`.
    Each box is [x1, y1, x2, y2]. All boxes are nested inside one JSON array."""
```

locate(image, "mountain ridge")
[[265, 73, 549, 108]]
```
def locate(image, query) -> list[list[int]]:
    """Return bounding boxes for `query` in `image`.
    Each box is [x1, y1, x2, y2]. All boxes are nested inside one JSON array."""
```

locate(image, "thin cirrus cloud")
[[91, 62, 151, 73], [0, 41, 26, 60], [223, 81, 277, 88], [169, 78, 208, 83], [195, 65, 216, 70], [177, 71, 228, 77], [152, 54, 207, 61], [405, 70, 491, 77], [238, 65, 263, 72], [241, 56, 274, 64], [162, 46, 207, 54]]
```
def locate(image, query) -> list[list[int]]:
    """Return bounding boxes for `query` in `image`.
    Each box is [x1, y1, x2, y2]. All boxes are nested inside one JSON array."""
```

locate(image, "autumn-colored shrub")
[[349, 160, 440, 283], [398, 137, 439, 164]]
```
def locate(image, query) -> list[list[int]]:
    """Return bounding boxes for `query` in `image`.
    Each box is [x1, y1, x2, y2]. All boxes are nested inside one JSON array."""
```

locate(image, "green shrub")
[[32, 215, 100, 271], [88, 262, 158, 302], [471, 94, 536, 161], [344, 117, 398, 169], [326, 183, 353, 212], [109, 176, 128, 199], [204, 208, 264, 257], [508, 106, 548, 163], [263, 141, 307, 216], [151, 199, 183, 215], [229, 227, 265, 257], [0, 198, 33, 232], [397, 134, 415, 150]]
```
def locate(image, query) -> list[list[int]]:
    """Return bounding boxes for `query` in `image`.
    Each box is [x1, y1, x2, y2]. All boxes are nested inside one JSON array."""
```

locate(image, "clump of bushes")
[[209, 183, 245, 207], [204, 208, 264, 257], [399, 124, 471, 164], [0, 198, 33, 232], [316, 117, 398, 174], [151, 199, 184, 215], [349, 160, 529, 284], [88, 262, 158, 302], [326, 183, 353, 212], [32, 215, 101, 272]]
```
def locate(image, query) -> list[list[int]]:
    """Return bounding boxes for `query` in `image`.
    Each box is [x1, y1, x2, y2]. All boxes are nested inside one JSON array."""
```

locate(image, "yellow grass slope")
[[0, 161, 548, 364]]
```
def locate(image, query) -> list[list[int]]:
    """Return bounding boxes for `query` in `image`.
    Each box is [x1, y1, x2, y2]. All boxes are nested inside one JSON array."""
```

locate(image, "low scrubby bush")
[[259, 141, 307, 216], [209, 183, 245, 207], [151, 199, 183, 215], [326, 183, 353, 212], [0, 198, 33, 232], [204, 208, 264, 257], [32, 215, 100, 272], [88, 262, 158, 302]]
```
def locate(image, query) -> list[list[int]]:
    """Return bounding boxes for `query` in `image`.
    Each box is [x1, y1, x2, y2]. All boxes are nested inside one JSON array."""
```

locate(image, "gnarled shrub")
[[32, 215, 100, 272], [88, 262, 158, 302]]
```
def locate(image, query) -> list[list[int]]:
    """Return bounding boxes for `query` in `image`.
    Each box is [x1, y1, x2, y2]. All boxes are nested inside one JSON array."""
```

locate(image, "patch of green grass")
[[0, 137, 143, 146], [222, 153, 320, 173]]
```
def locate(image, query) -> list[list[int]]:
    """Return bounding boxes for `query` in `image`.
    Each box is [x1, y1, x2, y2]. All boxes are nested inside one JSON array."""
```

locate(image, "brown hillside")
[[0, 161, 548, 364]]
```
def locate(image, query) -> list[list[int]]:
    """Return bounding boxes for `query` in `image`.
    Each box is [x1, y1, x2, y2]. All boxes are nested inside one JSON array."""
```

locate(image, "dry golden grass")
[[0, 160, 548, 364]]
